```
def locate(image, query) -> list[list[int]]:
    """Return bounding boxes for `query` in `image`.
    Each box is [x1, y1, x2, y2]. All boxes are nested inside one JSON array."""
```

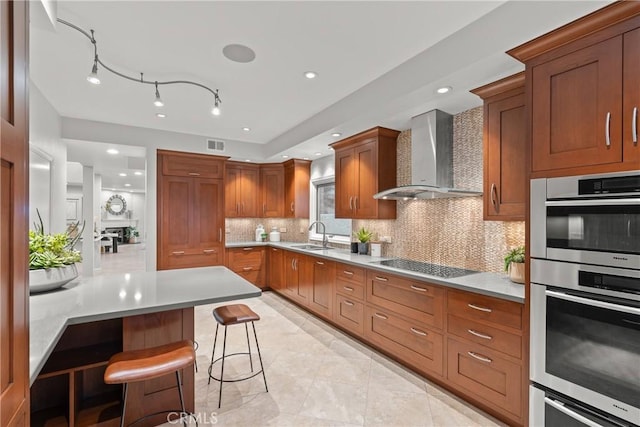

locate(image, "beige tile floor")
[[93, 246, 505, 426]]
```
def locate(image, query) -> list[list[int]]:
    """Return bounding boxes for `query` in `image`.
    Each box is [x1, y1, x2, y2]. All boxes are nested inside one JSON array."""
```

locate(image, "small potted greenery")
[[29, 211, 84, 293], [504, 246, 525, 284], [353, 226, 373, 255], [125, 226, 140, 244]]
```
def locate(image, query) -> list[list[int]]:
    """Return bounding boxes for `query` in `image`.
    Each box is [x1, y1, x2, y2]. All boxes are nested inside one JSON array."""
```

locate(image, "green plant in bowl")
[[29, 210, 84, 270], [504, 246, 525, 284], [353, 227, 373, 243]]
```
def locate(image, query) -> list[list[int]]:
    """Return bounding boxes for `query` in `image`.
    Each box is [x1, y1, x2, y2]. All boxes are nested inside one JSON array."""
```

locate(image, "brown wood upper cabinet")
[[259, 164, 285, 217], [157, 150, 226, 270], [225, 161, 260, 218], [331, 127, 399, 219], [471, 73, 526, 221], [284, 159, 311, 218], [508, 2, 640, 176]]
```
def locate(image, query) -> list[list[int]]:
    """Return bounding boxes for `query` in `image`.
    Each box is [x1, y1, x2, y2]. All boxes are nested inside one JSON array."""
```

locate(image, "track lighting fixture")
[[58, 19, 222, 116], [154, 82, 164, 107]]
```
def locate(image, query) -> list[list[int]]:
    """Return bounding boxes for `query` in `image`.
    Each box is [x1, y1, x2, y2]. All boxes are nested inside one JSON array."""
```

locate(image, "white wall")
[[29, 81, 66, 234], [310, 154, 335, 180]]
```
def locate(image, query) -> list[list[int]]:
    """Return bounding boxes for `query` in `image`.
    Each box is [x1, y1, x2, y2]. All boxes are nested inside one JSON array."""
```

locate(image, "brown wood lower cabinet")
[[363, 306, 444, 377], [447, 337, 522, 421], [269, 255, 524, 426], [267, 247, 284, 291], [226, 247, 265, 288]]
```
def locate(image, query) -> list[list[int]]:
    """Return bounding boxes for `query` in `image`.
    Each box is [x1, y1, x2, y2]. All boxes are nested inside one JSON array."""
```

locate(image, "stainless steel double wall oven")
[[530, 171, 640, 427]]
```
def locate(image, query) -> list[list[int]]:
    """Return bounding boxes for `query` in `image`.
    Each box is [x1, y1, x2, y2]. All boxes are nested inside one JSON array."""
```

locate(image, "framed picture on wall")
[[66, 197, 82, 221]]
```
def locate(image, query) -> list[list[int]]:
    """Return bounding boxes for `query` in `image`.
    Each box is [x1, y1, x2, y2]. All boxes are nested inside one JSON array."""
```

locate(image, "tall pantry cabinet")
[[157, 150, 227, 270]]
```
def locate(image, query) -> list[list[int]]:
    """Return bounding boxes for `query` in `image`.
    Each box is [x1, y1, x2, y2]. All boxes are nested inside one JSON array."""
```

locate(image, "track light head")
[[87, 60, 100, 85], [154, 82, 164, 107], [211, 90, 221, 116]]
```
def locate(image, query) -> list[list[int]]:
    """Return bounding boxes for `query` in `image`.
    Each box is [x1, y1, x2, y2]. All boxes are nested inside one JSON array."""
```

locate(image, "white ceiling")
[[30, 1, 611, 186]]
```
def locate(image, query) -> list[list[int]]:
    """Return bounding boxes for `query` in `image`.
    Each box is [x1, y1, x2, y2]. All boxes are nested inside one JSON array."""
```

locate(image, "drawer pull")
[[605, 111, 612, 147], [343, 286, 354, 292], [374, 313, 388, 320], [467, 351, 492, 364], [410, 327, 427, 337], [375, 276, 388, 282], [203, 249, 216, 254], [343, 270, 354, 276], [343, 300, 354, 307], [410, 285, 427, 292], [467, 329, 492, 340], [243, 247, 253, 251], [242, 267, 253, 271], [316, 261, 324, 265], [468, 303, 492, 313], [188, 172, 201, 176], [172, 251, 185, 255], [272, 248, 278, 252]]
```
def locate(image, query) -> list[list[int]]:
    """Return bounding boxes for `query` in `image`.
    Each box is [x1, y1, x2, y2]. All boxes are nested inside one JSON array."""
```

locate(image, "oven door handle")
[[544, 397, 605, 427], [546, 198, 639, 207], [546, 290, 640, 316]]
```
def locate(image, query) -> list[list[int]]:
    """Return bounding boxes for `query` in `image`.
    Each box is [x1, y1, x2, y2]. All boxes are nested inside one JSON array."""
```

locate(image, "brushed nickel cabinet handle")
[[633, 107, 638, 145], [605, 112, 611, 147], [490, 183, 498, 211], [410, 285, 427, 292], [219, 228, 222, 242], [354, 196, 358, 210], [374, 312, 388, 320], [375, 276, 388, 282], [203, 249, 216, 254], [316, 261, 324, 265], [242, 267, 252, 271], [343, 286, 354, 292], [290, 202, 295, 212], [294, 258, 298, 270], [263, 203, 266, 215], [291, 259, 295, 270], [467, 329, 493, 340], [343, 300, 354, 307], [272, 248, 278, 252], [172, 251, 185, 255], [243, 247, 253, 251], [188, 172, 200, 176], [467, 351, 492, 364], [343, 270, 354, 276], [410, 327, 427, 336], [349, 196, 353, 210], [468, 303, 492, 313]]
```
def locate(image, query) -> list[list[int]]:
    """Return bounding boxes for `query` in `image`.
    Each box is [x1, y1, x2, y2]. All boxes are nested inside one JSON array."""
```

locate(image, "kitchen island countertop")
[[29, 266, 261, 385], [227, 241, 524, 303]]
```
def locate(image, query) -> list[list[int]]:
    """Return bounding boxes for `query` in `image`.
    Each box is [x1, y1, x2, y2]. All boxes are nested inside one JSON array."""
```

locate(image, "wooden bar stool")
[[207, 304, 268, 408], [104, 340, 196, 427]]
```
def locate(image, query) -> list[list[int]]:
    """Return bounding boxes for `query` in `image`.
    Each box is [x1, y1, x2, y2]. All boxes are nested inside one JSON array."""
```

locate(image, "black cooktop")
[[372, 259, 478, 279]]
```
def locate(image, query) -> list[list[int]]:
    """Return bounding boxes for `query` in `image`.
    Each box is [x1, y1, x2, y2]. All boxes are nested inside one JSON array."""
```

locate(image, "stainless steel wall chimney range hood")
[[373, 109, 482, 200]]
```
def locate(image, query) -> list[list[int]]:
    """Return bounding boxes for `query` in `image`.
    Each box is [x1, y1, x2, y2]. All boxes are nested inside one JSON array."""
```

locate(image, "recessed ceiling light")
[[156, 113, 166, 118], [245, 159, 252, 162], [107, 149, 119, 155], [436, 86, 452, 94], [134, 171, 143, 176], [119, 173, 127, 177], [282, 155, 289, 159], [303, 157, 309, 160], [331, 132, 342, 137], [315, 152, 322, 156], [223, 44, 256, 63], [242, 127, 251, 132], [124, 183, 131, 187], [304, 71, 318, 79], [329, 147, 334, 151]]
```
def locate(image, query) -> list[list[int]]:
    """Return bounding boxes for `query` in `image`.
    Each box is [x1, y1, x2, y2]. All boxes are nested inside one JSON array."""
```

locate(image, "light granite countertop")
[[227, 241, 525, 304], [29, 266, 261, 385]]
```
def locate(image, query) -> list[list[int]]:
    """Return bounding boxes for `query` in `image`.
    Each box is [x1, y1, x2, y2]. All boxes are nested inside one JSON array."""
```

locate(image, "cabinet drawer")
[[447, 314, 522, 359], [237, 270, 261, 286], [366, 272, 444, 329], [447, 290, 522, 330], [336, 281, 364, 301], [161, 153, 225, 178], [447, 337, 522, 418], [334, 294, 364, 335], [364, 306, 443, 377], [336, 264, 366, 284], [163, 248, 222, 269], [227, 248, 264, 271]]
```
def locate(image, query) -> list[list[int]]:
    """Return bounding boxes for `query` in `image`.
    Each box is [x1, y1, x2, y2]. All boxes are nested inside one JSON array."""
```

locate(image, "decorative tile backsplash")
[[226, 106, 524, 273], [355, 107, 525, 273]]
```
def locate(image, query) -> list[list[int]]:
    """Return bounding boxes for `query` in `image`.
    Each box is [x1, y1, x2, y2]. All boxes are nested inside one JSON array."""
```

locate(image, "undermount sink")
[[290, 244, 333, 251]]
